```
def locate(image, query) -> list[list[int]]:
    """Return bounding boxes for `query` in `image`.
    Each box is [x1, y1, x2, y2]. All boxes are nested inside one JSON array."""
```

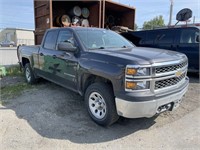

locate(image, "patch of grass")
[[0, 83, 34, 105], [6, 65, 23, 76]]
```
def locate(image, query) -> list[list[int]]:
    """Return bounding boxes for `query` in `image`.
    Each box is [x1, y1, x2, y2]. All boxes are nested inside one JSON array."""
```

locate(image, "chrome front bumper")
[[115, 77, 189, 118]]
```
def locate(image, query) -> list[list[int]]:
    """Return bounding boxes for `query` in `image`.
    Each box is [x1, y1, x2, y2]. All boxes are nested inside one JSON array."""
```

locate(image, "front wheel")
[[24, 63, 37, 84], [85, 82, 119, 126]]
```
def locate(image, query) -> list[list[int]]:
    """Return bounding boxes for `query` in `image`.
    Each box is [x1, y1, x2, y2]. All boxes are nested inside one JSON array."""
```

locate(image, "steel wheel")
[[89, 92, 107, 119], [85, 82, 119, 126], [25, 67, 31, 82], [24, 63, 37, 84]]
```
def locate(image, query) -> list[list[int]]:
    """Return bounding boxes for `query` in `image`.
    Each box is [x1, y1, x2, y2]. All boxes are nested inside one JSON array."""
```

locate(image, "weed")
[[0, 82, 33, 105], [6, 65, 23, 76]]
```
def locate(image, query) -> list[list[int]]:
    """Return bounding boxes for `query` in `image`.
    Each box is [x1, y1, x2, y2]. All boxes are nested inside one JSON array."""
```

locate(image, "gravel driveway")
[[0, 74, 199, 150]]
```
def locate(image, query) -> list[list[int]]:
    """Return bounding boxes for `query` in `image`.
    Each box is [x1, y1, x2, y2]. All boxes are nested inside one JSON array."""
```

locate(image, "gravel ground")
[[0, 74, 199, 150]]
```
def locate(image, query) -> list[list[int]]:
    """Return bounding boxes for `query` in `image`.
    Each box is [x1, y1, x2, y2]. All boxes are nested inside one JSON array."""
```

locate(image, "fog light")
[[137, 81, 147, 89]]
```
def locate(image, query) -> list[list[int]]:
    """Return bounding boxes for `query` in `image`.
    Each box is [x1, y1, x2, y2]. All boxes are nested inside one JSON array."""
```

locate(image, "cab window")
[[56, 30, 74, 49], [180, 28, 199, 43], [157, 30, 174, 44], [43, 30, 58, 50], [145, 31, 159, 45]]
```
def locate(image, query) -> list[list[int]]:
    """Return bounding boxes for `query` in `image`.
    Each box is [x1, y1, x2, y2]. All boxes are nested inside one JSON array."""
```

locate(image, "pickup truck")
[[18, 27, 189, 126]]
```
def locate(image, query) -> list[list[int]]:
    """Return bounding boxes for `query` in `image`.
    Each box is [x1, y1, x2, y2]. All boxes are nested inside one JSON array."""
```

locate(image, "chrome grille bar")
[[155, 72, 186, 90], [155, 61, 187, 74]]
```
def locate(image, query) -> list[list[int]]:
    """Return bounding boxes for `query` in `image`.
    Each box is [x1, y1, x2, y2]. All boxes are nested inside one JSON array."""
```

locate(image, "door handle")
[[40, 53, 44, 56], [65, 52, 71, 57], [52, 55, 57, 59]]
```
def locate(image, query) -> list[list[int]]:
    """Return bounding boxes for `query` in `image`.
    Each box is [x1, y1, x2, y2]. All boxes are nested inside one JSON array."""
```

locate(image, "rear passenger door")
[[38, 30, 59, 79]]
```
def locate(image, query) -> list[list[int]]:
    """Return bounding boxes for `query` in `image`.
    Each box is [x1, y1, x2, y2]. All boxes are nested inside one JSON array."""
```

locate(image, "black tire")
[[85, 82, 119, 126], [24, 63, 37, 84]]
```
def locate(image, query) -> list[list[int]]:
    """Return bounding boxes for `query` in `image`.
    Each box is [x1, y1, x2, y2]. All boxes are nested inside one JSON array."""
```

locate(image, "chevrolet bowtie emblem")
[[175, 70, 182, 77]]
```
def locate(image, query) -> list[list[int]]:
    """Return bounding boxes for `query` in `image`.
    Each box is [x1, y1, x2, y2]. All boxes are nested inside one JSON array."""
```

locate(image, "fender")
[[77, 58, 125, 96]]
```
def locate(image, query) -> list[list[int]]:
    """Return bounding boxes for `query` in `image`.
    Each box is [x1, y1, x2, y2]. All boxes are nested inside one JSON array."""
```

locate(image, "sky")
[[0, 0, 199, 30]]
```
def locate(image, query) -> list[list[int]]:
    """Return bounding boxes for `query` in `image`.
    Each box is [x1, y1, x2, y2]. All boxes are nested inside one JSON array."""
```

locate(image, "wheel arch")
[[81, 74, 114, 96], [21, 57, 31, 68]]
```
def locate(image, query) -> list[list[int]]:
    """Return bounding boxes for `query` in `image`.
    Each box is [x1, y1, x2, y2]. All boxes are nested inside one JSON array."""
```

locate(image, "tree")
[[143, 15, 165, 30]]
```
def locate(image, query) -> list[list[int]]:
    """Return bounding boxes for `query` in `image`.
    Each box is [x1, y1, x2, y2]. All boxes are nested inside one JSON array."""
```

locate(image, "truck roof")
[[136, 26, 200, 32], [47, 27, 108, 32]]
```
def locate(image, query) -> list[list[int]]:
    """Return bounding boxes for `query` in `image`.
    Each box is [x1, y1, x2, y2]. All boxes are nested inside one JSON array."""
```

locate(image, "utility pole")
[[193, 16, 195, 24], [168, 0, 173, 26]]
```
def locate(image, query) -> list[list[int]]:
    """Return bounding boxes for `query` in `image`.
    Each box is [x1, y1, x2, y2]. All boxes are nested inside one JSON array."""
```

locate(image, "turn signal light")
[[126, 81, 137, 89], [126, 68, 137, 75]]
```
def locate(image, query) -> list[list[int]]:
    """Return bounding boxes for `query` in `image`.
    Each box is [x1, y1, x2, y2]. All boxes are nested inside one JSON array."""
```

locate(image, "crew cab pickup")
[[18, 27, 189, 126]]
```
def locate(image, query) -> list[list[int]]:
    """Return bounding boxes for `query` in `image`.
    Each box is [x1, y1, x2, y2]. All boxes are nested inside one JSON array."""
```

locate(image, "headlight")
[[137, 68, 148, 76], [126, 66, 150, 76], [126, 81, 149, 90]]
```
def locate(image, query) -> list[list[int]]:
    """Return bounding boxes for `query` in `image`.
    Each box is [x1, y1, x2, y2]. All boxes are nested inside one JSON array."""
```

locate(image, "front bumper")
[[115, 77, 189, 118]]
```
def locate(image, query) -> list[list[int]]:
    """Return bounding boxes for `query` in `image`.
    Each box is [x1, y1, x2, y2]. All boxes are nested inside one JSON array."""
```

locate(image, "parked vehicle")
[[18, 27, 189, 126], [121, 27, 200, 73], [0, 40, 16, 47]]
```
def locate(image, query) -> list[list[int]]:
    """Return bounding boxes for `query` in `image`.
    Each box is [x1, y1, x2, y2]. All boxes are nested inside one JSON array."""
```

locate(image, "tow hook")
[[156, 103, 172, 114]]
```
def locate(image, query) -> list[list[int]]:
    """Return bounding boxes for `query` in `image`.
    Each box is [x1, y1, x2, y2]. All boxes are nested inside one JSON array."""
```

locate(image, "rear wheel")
[[24, 63, 37, 84], [85, 82, 119, 126]]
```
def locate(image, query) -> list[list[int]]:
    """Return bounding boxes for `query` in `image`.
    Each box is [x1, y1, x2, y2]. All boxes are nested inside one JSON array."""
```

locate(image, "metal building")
[[0, 28, 34, 46]]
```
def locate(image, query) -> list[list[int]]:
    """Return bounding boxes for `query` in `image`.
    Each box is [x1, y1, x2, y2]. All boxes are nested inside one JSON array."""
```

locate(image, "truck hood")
[[91, 47, 186, 65]]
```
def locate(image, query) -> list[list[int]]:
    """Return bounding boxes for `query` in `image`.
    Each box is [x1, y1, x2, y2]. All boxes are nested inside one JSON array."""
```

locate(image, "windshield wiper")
[[89, 47, 105, 50]]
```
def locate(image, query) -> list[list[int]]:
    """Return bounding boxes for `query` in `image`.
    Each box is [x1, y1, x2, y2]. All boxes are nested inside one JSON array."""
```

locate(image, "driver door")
[[53, 30, 78, 91]]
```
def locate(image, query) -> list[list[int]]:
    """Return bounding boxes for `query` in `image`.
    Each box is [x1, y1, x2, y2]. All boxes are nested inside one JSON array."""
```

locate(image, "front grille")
[[155, 72, 186, 90], [155, 61, 187, 74]]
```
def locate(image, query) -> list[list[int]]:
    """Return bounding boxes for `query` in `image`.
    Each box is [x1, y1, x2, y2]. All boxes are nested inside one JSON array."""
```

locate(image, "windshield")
[[76, 29, 134, 50]]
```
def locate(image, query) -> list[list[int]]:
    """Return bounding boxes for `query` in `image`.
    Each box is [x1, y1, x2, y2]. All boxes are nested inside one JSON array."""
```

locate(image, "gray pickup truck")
[[18, 27, 189, 126]]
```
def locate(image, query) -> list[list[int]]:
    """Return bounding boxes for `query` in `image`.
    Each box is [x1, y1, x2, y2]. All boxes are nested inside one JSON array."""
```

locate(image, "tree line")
[[135, 15, 165, 30]]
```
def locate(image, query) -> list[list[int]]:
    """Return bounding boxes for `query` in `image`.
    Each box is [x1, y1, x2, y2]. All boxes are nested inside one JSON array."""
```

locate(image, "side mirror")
[[58, 42, 77, 52]]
